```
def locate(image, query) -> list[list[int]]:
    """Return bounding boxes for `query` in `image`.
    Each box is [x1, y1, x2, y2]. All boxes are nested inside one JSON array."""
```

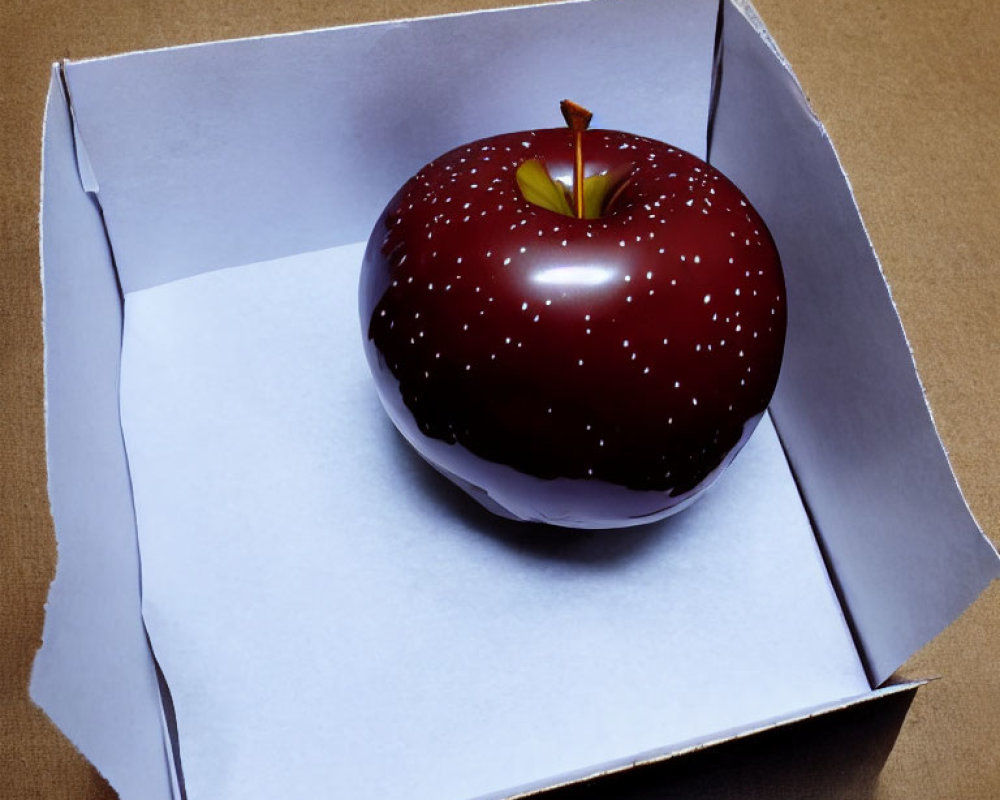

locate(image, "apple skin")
[[359, 127, 786, 528]]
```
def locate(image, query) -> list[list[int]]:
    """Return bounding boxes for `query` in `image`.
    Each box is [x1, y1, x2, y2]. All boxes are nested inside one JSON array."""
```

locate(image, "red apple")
[[359, 102, 786, 528]]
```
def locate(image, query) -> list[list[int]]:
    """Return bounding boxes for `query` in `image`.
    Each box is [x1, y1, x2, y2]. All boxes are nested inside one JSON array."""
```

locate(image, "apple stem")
[[560, 100, 593, 219], [572, 129, 584, 218]]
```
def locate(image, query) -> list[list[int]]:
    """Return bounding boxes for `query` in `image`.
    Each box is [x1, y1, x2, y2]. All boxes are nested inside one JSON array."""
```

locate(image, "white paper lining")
[[118, 243, 867, 799]]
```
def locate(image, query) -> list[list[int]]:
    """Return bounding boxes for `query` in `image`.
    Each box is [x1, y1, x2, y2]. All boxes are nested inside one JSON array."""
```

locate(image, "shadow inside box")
[[387, 426, 679, 568], [527, 682, 917, 800]]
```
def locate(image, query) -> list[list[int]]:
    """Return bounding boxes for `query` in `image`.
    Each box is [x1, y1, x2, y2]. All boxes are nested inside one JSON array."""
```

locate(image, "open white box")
[[33, 1, 1000, 798]]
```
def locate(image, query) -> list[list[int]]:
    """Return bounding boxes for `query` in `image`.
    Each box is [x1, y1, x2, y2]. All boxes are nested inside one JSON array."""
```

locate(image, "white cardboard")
[[487, 679, 925, 800], [710, 1, 1000, 683], [32, 68, 174, 800], [60, 0, 717, 293], [33, 0, 1000, 798]]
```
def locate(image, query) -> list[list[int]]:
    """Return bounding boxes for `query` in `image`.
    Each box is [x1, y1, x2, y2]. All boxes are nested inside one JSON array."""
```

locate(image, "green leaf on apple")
[[516, 159, 633, 219], [515, 159, 574, 217]]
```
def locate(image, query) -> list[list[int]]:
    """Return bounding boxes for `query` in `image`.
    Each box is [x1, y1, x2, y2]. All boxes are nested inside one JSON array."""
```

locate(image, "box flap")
[[60, 0, 717, 294], [32, 67, 175, 800], [709, 0, 1000, 684]]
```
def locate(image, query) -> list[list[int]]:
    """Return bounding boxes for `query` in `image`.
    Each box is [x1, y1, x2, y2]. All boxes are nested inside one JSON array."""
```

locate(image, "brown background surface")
[[1, 1, 997, 797]]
